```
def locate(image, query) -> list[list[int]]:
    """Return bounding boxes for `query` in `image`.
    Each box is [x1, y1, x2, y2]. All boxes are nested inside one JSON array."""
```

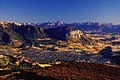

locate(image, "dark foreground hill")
[[3, 62, 120, 80]]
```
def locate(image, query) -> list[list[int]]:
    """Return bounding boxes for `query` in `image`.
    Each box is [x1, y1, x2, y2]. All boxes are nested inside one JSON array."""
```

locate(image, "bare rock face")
[[66, 30, 101, 53], [67, 30, 92, 44]]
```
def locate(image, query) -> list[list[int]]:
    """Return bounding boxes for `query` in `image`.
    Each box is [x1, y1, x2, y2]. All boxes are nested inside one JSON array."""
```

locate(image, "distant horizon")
[[0, 20, 119, 25], [1, 0, 120, 24]]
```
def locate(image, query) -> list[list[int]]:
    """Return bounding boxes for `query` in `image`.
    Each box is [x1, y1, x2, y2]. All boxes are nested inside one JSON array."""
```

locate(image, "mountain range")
[[0, 21, 119, 53], [0, 22, 91, 46], [39, 21, 120, 33]]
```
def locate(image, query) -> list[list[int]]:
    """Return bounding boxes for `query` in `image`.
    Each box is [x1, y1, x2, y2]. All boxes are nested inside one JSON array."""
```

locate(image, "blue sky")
[[0, 0, 120, 24]]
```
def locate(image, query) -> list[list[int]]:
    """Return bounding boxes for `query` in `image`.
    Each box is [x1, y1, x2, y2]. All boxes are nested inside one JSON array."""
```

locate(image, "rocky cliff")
[[67, 30, 92, 44]]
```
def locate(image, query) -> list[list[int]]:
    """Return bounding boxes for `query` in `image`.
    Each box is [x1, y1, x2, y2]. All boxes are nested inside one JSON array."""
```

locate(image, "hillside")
[[2, 62, 120, 80], [0, 23, 47, 47]]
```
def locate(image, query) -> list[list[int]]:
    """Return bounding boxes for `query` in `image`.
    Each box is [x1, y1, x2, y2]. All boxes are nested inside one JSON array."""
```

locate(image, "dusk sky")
[[0, 0, 120, 24]]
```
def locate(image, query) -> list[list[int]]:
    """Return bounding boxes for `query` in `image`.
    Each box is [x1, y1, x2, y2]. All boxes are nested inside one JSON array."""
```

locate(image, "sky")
[[0, 0, 120, 24]]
